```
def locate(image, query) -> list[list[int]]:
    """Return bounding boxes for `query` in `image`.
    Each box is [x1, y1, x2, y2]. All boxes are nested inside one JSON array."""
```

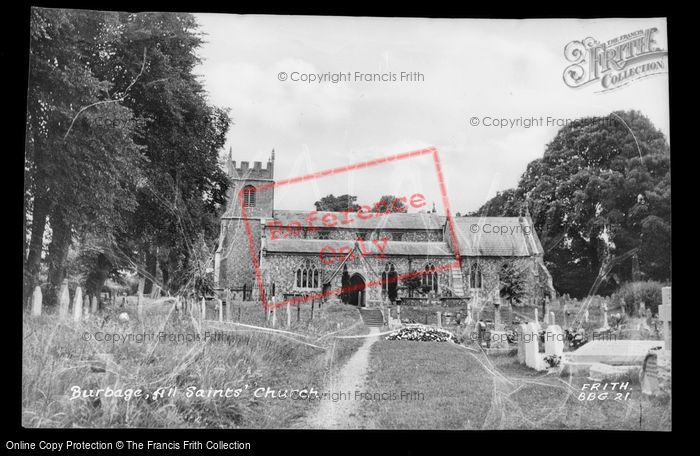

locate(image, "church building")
[[214, 151, 554, 307]]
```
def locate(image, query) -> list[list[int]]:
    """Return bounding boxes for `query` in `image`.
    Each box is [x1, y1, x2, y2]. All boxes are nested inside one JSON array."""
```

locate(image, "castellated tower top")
[[226, 148, 275, 180]]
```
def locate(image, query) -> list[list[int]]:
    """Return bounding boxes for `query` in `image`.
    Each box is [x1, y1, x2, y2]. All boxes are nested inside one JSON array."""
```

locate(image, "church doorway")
[[348, 273, 366, 307]]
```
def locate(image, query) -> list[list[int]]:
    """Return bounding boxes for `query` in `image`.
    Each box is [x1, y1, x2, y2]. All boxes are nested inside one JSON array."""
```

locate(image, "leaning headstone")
[[72, 286, 83, 322], [545, 325, 564, 357], [524, 322, 545, 371], [31, 286, 42, 317], [58, 283, 70, 318]]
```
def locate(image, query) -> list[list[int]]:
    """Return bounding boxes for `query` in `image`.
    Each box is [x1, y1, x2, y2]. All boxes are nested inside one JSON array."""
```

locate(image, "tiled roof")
[[265, 239, 454, 256], [271, 210, 445, 230], [449, 217, 544, 257]]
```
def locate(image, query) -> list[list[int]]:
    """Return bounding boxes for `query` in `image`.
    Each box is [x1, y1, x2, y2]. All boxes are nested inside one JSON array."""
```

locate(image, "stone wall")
[[262, 252, 457, 305], [218, 218, 262, 289], [460, 256, 544, 305]]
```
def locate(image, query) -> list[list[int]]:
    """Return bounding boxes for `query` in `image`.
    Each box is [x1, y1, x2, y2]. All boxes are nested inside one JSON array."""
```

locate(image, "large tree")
[[25, 9, 230, 303], [25, 9, 142, 304], [371, 195, 408, 213], [110, 12, 230, 296], [471, 111, 670, 297], [314, 194, 360, 212]]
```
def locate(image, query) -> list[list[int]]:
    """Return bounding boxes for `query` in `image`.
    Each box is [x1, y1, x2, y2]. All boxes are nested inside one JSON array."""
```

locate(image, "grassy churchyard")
[[23, 290, 670, 430], [22, 298, 367, 428], [359, 341, 670, 430]]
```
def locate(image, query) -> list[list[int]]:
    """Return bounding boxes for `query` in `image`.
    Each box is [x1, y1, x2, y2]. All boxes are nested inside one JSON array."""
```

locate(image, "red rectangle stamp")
[[239, 146, 462, 310]]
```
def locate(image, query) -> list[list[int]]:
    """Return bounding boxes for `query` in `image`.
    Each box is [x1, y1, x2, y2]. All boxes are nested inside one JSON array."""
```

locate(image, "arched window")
[[422, 263, 438, 292], [295, 260, 320, 289], [381, 263, 396, 294], [469, 263, 482, 289], [242, 185, 256, 207]]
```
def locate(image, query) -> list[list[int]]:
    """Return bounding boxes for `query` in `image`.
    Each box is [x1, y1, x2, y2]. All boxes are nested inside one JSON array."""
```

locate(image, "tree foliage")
[[24, 9, 231, 303], [371, 195, 408, 213], [314, 194, 361, 212], [471, 111, 670, 297]]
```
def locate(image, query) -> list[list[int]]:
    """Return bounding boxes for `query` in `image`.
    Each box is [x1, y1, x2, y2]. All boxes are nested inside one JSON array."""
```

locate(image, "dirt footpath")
[[305, 327, 380, 429]]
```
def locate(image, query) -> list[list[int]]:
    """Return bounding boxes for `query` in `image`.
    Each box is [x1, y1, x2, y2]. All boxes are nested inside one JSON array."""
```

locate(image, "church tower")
[[215, 149, 275, 294]]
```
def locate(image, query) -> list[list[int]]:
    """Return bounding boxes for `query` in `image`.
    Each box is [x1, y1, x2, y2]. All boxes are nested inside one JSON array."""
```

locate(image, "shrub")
[[612, 281, 666, 316]]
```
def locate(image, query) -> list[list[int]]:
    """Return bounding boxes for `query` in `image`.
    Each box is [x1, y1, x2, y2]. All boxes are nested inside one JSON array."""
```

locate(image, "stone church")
[[214, 152, 554, 307]]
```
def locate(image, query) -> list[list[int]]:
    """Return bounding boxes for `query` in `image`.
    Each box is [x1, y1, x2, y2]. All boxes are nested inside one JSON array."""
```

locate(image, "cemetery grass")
[[359, 340, 493, 429], [22, 299, 367, 428], [490, 357, 671, 430], [360, 338, 670, 430]]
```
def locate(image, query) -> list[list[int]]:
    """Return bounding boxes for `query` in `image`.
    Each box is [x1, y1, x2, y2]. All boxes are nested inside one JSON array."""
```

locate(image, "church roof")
[[450, 217, 544, 257], [265, 239, 454, 256], [271, 210, 445, 230]]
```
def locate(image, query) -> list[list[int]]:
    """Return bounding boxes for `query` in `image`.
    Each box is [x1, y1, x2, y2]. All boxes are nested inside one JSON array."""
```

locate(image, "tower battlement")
[[227, 149, 275, 180]]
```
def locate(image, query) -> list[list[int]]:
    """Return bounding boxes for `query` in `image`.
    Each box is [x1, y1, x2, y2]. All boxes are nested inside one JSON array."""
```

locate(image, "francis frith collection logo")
[[563, 27, 668, 92]]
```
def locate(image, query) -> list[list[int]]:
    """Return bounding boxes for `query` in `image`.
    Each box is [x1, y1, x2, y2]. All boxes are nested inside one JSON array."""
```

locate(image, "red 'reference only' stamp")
[[239, 147, 461, 310]]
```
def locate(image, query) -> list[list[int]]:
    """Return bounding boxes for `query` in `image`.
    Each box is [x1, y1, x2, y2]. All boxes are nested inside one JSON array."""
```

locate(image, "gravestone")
[[549, 311, 556, 326], [58, 283, 70, 318], [218, 299, 223, 322], [91, 295, 98, 314], [226, 289, 233, 321], [136, 278, 145, 316], [584, 309, 589, 323], [517, 323, 528, 364], [545, 325, 564, 357], [659, 287, 671, 350], [532, 308, 542, 332], [72, 287, 83, 322], [493, 306, 500, 327], [200, 297, 206, 320], [601, 303, 609, 329], [31, 286, 42, 317], [524, 322, 545, 371]]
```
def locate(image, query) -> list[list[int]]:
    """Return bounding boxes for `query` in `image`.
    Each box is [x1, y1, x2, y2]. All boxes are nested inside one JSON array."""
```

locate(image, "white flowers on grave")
[[385, 324, 458, 343]]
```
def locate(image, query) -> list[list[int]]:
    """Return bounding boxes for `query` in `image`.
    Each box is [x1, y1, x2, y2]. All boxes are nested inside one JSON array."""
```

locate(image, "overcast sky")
[[192, 15, 669, 215]]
